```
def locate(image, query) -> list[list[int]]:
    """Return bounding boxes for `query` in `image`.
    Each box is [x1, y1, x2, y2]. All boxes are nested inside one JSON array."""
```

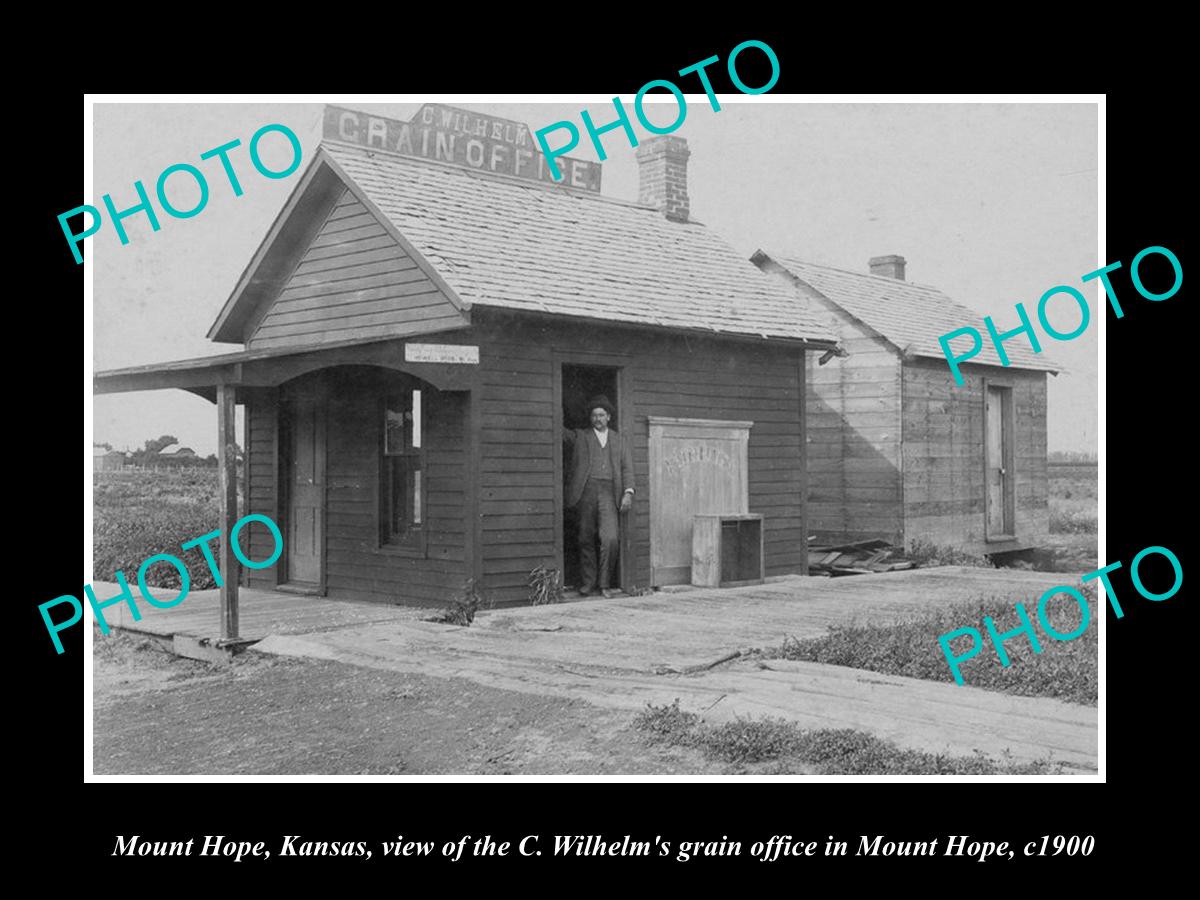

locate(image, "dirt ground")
[[92, 630, 726, 776]]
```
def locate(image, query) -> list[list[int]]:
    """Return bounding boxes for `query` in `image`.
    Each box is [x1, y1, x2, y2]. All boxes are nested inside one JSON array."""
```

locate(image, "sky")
[[90, 99, 1098, 455]]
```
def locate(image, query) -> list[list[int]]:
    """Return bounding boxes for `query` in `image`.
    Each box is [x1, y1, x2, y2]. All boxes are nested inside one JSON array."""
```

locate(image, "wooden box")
[[691, 514, 765, 588]]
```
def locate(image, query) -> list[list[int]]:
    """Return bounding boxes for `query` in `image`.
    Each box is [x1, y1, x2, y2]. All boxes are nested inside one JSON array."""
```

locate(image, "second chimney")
[[636, 135, 690, 223], [869, 254, 906, 280]]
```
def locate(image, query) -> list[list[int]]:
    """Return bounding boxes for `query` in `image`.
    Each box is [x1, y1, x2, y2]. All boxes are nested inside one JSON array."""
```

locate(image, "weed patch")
[[1050, 508, 1098, 534], [771, 590, 1097, 706], [427, 579, 492, 626], [907, 540, 992, 568], [528, 565, 564, 606], [633, 701, 1064, 775]]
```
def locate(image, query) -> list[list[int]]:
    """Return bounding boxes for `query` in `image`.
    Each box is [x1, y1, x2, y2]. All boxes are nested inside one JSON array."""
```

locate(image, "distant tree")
[[131, 434, 180, 467], [95, 441, 113, 451], [143, 434, 180, 454], [201, 444, 241, 468]]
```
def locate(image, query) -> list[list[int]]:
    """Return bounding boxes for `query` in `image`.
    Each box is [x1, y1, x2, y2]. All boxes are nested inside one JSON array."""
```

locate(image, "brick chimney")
[[869, 254, 906, 280], [636, 135, 690, 223]]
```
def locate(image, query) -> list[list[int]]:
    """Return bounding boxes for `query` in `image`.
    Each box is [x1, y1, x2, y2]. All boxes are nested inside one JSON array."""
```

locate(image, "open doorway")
[[561, 363, 621, 591]]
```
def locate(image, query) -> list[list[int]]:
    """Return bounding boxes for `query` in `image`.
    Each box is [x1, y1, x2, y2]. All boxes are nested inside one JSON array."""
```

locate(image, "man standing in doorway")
[[563, 395, 634, 597]]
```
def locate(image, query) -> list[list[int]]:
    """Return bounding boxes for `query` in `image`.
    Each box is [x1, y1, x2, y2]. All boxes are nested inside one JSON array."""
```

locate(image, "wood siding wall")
[[323, 373, 466, 604], [241, 316, 808, 607], [804, 299, 904, 545], [243, 388, 278, 590], [247, 189, 463, 351], [242, 372, 467, 605], [467, 314, 807, 604], [902, 358, 1049, 551]]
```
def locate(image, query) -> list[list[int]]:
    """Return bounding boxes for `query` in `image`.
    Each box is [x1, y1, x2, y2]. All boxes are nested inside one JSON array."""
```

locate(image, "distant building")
[[158, 444, 198, 459], [93, 446, 127, 471]]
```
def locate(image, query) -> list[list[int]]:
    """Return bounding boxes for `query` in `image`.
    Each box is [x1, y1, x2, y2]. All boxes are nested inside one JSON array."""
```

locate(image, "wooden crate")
[[692, 514, 765, 588]]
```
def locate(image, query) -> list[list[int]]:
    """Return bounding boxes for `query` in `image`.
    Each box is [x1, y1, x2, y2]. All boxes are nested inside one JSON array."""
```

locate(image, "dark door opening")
[[562, 364, 621, 592]]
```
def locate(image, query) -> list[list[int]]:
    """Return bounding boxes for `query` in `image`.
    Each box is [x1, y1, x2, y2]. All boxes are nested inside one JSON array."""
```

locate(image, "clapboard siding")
[[271, 367, 469, 606], [473, 332, 557, 603], [241, 312, 815, 607], [901, 358, 1049, 551], [243, 389, 279, 590], [247, 189, 464, 351], [462, 313, 807, 601], [803, 295, 904, 545]]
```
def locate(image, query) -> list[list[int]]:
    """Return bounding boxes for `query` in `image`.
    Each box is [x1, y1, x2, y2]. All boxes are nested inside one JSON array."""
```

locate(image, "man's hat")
[[585, 395, 615, 417]]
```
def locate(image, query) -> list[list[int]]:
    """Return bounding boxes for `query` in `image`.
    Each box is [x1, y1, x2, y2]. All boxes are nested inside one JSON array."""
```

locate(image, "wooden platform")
[[93, 566, 1071, 650]]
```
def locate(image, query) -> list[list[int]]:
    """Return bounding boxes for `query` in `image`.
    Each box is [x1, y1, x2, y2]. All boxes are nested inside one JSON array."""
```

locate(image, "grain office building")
[[752, 251, 1057, 555], [95, 104, 840, 620]]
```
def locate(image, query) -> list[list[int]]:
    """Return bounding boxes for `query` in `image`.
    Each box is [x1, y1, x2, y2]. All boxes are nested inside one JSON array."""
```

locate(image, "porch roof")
[[92, 334, 479, 399]]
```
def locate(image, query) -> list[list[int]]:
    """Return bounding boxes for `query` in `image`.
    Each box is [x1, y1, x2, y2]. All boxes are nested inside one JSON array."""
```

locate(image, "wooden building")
[[93, 446, 127, 472], [95, 104, 838, 623], [752, 251, 1057, 555]]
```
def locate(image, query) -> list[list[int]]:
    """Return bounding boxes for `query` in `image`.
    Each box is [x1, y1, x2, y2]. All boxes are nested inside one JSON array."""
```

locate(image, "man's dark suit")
[[564, 427, 634, 591]]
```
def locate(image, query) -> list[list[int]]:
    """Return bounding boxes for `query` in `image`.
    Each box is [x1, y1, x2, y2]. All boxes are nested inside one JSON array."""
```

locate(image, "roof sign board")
[[323, 104, 602, 193]]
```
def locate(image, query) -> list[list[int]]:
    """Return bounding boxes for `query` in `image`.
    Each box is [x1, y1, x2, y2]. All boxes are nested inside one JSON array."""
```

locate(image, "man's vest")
[[587, 430, 614, 481]]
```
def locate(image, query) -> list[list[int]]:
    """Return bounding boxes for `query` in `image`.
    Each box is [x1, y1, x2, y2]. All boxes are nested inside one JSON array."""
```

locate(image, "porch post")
[[217, 382, 240, 640], [797, 352, 809, 576]]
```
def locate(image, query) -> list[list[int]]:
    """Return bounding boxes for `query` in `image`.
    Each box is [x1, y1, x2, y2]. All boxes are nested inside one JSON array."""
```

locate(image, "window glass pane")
[[412, 469, 422, 525], [385, 400, 406, 455], [412, 389, 422, 449], [390, 457, 407, 534]]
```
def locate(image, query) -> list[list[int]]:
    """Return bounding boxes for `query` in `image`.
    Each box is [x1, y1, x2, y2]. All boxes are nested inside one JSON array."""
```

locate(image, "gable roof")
[[209, 145, 838, 348], [755, 252, 1059, 373]]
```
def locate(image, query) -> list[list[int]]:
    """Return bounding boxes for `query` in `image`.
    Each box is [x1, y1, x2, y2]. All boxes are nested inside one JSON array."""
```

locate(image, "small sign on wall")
[[404, 343, 480, 365]]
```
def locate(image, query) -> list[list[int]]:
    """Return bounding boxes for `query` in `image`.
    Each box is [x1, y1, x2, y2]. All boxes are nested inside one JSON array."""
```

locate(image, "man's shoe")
[[578, 585, 595, 597], [601, 588, 616, 599]]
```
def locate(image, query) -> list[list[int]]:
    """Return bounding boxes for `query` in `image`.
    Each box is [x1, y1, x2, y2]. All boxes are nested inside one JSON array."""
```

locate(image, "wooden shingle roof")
[[316, 144, 838, 346], [759, 253, 1059, 373]]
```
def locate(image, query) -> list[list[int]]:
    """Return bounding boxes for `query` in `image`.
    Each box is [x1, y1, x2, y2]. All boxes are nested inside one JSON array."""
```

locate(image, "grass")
[[1050, 508, 1098, 534], [633, 700, 1065, 775], [1050, 466, 1098, 535], [769, 590, 1097, 706], [907, 539, 992, 568]]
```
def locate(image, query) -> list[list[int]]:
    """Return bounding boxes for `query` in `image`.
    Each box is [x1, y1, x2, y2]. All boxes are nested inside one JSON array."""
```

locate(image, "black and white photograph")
[[86, 96, 1101, 778]]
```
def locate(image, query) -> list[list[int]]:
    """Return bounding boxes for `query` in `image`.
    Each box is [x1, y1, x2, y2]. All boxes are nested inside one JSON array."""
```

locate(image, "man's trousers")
[[577, 477, 619, 590]]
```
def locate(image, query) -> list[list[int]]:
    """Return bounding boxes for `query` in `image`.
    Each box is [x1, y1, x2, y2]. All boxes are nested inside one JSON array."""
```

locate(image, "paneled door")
[[285, 391, 326, 586]]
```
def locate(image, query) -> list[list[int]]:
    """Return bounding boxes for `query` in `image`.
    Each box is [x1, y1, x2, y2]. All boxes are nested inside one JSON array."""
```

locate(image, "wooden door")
[[648, 417, 752, 585], [984, 385, 1013, 539], [287, 393, 326, 585]]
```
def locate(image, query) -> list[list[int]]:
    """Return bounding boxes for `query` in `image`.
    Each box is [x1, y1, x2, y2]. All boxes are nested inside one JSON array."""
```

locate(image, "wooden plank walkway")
[[93, 567, 1097, 770]]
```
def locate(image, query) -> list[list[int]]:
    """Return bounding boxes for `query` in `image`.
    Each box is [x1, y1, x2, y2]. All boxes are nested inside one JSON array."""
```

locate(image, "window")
[[381, 389, 423, 549]]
